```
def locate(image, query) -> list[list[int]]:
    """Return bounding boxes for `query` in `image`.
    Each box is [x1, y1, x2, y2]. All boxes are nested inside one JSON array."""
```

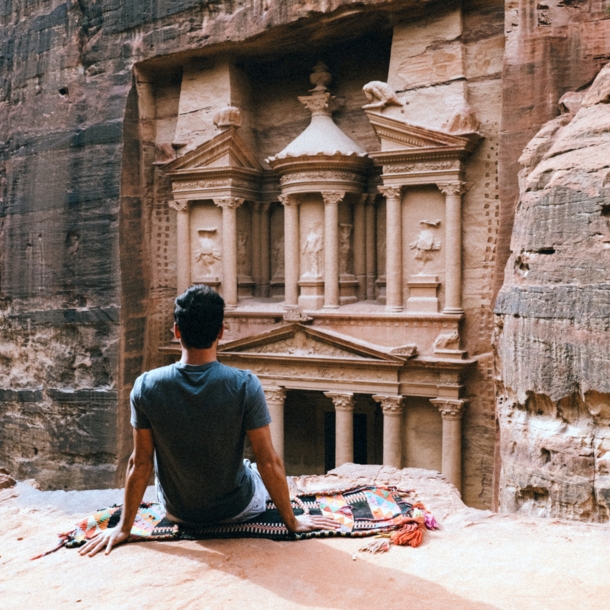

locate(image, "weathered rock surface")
[[2, 467, 610, 610], [494, 62, 610, 522], [495, 0, 610, 297], [0, 467, 16, 489]]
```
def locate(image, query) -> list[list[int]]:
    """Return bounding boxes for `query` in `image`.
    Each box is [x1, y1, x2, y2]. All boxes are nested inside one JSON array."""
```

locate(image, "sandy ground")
[[1, 465, 609, 610]]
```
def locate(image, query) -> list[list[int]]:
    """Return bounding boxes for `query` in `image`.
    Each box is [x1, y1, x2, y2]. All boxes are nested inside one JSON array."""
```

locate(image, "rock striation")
[[494, 63, 610, 522]]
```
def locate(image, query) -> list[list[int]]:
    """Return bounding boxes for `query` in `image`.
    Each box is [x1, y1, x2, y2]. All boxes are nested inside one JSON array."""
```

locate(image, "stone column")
[[322, 191, 343, 309], [251, 202, 262, 295], [365, 195, 377, 301], [353, 194, 366, 301], [263, 387, 287, 460], [379, 186, 403, 312], [279, 195, 300, 307], [214, 197, 244, 309], [169, 199, 190, 294], [431, 398, 466, 492], [324, 392, 354, 467], [437, 182, 466, 314], [373, 395, 404, 468], [259, 202, 271, 297]]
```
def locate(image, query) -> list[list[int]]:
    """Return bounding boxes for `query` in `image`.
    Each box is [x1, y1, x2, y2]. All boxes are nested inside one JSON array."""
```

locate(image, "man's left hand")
[[289, 513, 342, 533], [78, 527, 130, 558]]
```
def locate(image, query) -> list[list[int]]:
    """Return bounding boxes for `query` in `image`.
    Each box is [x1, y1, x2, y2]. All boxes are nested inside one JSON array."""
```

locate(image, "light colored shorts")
[[158, 459, 270, 524]]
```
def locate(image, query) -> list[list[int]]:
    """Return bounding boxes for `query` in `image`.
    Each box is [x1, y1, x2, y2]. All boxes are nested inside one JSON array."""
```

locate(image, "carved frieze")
[[385, 160, 460, 174], [390, 344, 418, 359], [249, 331, 356, 358]]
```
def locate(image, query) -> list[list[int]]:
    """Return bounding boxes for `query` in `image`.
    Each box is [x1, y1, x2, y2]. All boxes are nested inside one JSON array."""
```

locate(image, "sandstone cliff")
[[494, 63, 610, 522]]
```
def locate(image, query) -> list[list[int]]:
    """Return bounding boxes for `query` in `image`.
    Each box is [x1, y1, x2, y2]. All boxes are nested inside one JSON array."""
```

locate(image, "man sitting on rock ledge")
[[80, 285, 338, 557]]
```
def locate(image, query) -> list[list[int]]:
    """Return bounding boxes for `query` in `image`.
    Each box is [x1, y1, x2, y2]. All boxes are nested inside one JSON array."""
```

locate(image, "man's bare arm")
[[79, 427, 155, 557], [247, 425, 339, 533]]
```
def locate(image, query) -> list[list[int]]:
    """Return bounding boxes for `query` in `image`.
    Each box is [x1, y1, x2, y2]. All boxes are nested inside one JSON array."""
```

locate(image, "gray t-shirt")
[[130, 360, 271, 524]]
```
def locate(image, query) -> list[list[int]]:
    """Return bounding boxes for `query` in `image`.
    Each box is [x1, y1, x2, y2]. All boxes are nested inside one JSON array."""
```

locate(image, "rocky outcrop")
[[494, 63, 610, 522]]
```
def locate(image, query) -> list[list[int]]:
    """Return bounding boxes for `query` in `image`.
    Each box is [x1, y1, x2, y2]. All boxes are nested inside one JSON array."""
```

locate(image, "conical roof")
[[267, 62, 366, 163]]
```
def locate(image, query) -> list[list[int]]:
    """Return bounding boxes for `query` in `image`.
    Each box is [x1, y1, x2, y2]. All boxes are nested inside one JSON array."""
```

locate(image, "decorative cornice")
[[373, 395, 404, 415], [437, 181, 467, 196], [168, 199, 188, 213], [214, 197, 244, 210], [430, 398, 466, 419], [324, 392, 354, 412]]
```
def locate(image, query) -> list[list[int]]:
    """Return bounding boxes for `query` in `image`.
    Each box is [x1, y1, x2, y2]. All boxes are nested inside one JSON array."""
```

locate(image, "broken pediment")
[[163, 127, 263, 176], [365, 111, 479, 154], [219, 323, 403, 363], [162, 127, 263, 200]]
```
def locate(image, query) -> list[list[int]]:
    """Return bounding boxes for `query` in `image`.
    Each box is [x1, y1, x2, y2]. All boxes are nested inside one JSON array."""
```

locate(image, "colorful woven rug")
[[34, 485, 438, 559]]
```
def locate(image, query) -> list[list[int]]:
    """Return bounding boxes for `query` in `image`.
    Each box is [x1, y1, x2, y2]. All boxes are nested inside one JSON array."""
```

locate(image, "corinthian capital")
[[321, 191, 344, 206], [213, 197, 244, 210], [168, 199, 188, 213], [437, 181, 467, 196], [430, 398, 466, 420], [378, 185, 402, 200], [324, 392, 354, 412], [278, 194, 299, 207], [263, 386, 286, 406], [373, 395, 404, 415]]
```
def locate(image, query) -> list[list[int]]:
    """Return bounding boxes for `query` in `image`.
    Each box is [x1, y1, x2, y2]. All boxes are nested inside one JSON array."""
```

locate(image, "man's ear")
[[217, 323, 225, 341], [173, 323, 181, 340]]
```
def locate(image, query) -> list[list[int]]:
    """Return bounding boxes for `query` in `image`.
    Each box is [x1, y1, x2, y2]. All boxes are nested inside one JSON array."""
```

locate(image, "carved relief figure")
[[302, 229, 323, 278], [362, 81, 402, 110], [195, 228, 221, 276], [339, 223, 353, 276], [271, 234, 285, 280], [237, 232, 249, 276], [409, 220, 441, 274]]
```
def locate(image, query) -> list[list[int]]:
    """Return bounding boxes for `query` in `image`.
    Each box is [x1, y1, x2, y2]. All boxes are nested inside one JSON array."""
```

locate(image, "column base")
[[339, 275, 358, 305], [406, 275, 440, 313], [237, 275, 255, 299], [191, 275, 221, 290], [298, 278, 324, 310], [385, 305, 404, 313], [443, 306, 464, 315], [270, 278, 285, 299]]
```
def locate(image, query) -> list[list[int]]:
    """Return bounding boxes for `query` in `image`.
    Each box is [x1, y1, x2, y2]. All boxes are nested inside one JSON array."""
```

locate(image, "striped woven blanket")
[[34, 485, 438, 559]]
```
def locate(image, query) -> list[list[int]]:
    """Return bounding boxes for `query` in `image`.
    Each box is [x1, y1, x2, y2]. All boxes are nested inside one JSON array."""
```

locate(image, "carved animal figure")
[[362, 81, 402, 110]]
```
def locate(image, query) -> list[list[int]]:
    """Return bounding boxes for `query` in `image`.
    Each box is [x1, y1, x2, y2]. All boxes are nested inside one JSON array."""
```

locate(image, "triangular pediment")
[[219, 324, 402, 363], [163, 128, 263, 175], [366, 111, 473, 152]]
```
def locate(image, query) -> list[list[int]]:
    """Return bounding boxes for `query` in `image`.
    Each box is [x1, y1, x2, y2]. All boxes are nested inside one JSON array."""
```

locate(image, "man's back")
[[131, 360, 271, 524]]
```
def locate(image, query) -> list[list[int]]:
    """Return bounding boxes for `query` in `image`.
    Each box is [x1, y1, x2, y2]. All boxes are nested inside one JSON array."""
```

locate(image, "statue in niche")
[[409, 220, 441, 274], [237, 232, 249, 276], [302, 228, 323, 278], [195, 228, 220, 276], [362, 81, 402, 110], [339, 223, 353, 276], [271, 234, 285, 280]]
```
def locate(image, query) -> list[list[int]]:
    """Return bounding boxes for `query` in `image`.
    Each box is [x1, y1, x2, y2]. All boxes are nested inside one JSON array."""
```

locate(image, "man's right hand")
[[289, 513, 342, 533]]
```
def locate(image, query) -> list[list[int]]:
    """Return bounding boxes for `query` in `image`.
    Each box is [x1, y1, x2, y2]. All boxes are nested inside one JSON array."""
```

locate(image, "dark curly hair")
[[174, 285, 225, 349]]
